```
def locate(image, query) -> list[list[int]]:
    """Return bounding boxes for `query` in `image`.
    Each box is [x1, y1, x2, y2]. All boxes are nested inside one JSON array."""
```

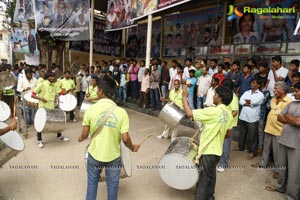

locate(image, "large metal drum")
[[158, 137, 199, 190], [158, 103, 185, 128], [80, 100, 94, 119], [23, 92, 39, 107], [0, 72, 16, 90], [34, 108, 66, 133]]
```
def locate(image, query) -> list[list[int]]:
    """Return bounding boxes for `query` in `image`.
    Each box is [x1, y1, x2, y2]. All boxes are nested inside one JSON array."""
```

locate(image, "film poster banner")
[[131, 0, 157, 20], [137, 20, 161, 58], [126, 26, 140, 58], [71, 18, 122, 56], [163, 6, 224, 57], [34, 0, 90, 41], [10, 28, 40, 63], [14, 0, 35, 23], [106, 0, 132, 30], [230, 0, 300, 44]]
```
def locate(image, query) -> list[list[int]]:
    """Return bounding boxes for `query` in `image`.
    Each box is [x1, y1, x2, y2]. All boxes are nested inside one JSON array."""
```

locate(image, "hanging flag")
[[34, 0, 90, 41], [14, 0, 35, 23]]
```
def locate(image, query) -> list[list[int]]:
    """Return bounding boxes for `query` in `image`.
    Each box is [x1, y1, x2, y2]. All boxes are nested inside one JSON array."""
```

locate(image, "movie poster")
[[131, 0, 158, 20], [230, 0, 300, 44], [106, 0, 132, 30], [10, 28, 40, 64], [34, 0, 90, 41], [71, 18, 122, 57], [126, 26, 140, 58], [137, 20, 161, 58], [14, 0, 35, 23], [163, 6, 224, 57]]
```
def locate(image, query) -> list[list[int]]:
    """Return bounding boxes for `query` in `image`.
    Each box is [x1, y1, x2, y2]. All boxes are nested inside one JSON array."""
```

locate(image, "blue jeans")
[[25, 105, 35, 125], [161, 85, 168, 105], [150, 88, 160, 109], [188, 94, 194, 110], [118, 85, 127, 101], [86, 153, 121, 200], [130, 80, 138, 99], [197, 96, 206, 109], [219, 127, 236, 168]]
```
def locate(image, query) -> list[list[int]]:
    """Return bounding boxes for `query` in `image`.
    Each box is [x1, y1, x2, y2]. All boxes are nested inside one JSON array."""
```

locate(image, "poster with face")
[[131, 0, 157, 20], [14, 0, 35, 23], [230, 0, 299, 44], [126, 26, 140, 58], [34, 0, 90, 41], [163, 6, 224, 57], [106, 0, 132, 30]]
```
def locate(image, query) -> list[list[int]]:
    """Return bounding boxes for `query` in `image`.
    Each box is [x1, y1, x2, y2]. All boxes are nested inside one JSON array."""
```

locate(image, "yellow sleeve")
[[34, 82, 42, 94], [120, 109, 129, 134]]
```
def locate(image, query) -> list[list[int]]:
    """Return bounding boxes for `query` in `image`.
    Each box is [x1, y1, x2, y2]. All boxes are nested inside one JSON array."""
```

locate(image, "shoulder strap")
[[91, 105, 117, 140]]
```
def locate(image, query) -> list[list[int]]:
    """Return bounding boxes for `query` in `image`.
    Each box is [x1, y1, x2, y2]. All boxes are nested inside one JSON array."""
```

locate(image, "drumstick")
[[13, 96, 17, 121], [138, 134, 153, 146], [157, 86, 162, 98]]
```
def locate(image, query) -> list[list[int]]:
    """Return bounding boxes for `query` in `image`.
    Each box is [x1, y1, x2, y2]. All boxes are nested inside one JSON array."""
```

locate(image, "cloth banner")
[[34, 0, 90, 41], [106, 0, 132, 30], [14, 0, 35, 23]]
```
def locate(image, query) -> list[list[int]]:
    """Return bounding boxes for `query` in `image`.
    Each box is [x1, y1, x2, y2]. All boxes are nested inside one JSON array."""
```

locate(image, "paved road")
[[0, 109, 285, 200]]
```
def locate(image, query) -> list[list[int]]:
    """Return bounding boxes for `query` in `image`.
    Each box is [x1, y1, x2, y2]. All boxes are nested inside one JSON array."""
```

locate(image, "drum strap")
[[90, 105, 117, 140]]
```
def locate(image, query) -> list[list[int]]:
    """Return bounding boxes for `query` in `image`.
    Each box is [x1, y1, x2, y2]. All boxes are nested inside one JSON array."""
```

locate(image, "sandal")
[[265, 184, 277, 192]]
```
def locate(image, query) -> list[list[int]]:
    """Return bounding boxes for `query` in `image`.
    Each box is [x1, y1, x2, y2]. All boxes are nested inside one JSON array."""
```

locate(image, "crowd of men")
[[0, 54, 300, 200]]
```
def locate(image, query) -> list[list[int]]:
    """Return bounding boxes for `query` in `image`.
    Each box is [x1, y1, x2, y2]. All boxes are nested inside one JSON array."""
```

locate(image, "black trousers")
[[195, 155, 220, 200]]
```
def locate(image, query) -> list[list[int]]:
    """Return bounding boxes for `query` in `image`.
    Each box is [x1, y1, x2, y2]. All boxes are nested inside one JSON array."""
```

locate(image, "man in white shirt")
[[208, 59, 218, 76], [182, 58, 195, 81], [238, 78, 264, 159], [197, 66, 212, 108], [81, 69, 91, 104], [169, 59, 178, 79], [17, 68, 38, 128], [266, 55, 288, 97]]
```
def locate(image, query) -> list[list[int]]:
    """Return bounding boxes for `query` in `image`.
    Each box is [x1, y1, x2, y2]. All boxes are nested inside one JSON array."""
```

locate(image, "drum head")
[[121, 141, 132, 177], [34, 108, 47, 132], [59, 94, 77, 112], [0, 72, 16, 90], [0, 122, 24, 151], [24, 92, 39, 104], [0, 101, 11, 122]]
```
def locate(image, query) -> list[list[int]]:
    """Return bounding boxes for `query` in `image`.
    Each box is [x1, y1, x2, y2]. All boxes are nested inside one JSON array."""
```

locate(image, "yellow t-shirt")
[[264, 96, 291, 136], [83, 98, 129, 162], [193, 104, 233, 156], [87, 85, 98, 102], [34, 80, 62, 109], [227, 93, 239, 128], [37, 77, 44, 85], [60, 78, 75, 91], [169, 89, 183, 109]]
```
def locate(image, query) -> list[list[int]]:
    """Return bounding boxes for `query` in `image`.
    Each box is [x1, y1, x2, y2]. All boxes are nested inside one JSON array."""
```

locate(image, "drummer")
[[17, 68, 37, 128], [78, 75, 139, 200], [182, 85, 233, 199], [31, 71, 69, 148], [157, 79, 183, 141], [0, 121, 17, 136], [60, 71, 76, 122], [85, 75, 100, 102]]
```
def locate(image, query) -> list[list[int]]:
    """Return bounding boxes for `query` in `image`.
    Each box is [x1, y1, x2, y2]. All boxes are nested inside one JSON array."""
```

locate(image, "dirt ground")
[[0, 109, 286, 200]]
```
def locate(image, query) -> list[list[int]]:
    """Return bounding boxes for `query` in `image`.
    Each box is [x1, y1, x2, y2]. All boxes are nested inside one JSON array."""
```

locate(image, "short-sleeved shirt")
[[83, 98, 129, 162], [87, 85, 98, 103], [193, 104, 233, 156], [33, 80, 62, 109], [169, 89, 183, 109], [37, 77, 44, 85], [228, 93, 239, 128], [195, 69, 202, 78], [186, 77, 197, 95], [60, 78, 75, 91], [197, 74, 212, 97], [279, 101, 300, 150], [264, 96, 291, 136], [267, 66, 288, 97]]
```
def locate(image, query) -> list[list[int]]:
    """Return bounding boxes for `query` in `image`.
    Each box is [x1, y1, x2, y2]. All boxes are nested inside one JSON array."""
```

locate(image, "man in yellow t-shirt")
[[182, 85, 233, 200], [32, 71, 69, 148], [157, 79, 183, 140], [85, 76, 100, 103], [218, 79, 239, 172], [252, 81, 291, 177], [60, 71, 76, 121], [78, 75, 139, 200]]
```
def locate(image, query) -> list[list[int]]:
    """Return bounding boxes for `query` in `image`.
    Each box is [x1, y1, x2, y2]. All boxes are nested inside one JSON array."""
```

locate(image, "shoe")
[[57, 136, 70, 142], [157, 135, 167, 139], [217, 167, 225, 173], [257, 147, 263, 154], [37, 141, 44, 148], [247, 153, 255, 160], [72, 119, 77, 122]]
